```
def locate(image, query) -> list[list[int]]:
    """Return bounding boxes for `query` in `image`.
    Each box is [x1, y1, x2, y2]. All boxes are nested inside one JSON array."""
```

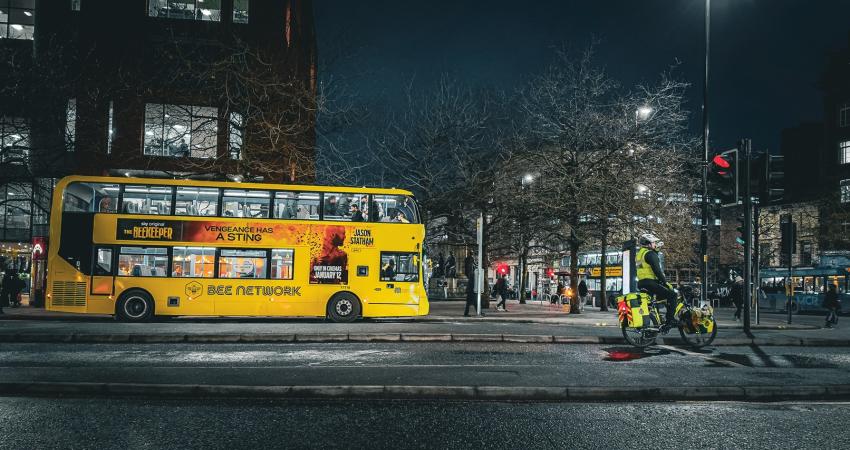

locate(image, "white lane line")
[[656, 344, 749, 368]]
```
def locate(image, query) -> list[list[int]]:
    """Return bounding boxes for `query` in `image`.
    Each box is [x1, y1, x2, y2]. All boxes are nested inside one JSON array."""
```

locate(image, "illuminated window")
[[121, 185, 174, 215], [221, 189, 270, 218], [0, 0, 34, 40], [841, 103, 850, 128], [841, 180, 850, 204], [218, 249, 267, 279], [228, 112, 243, 160], [118, 247, 168, 277], [0, 117, 28, 165], [175, 186, 219, 216], [172, 247, 215, 278], [147, 0, 221, 22], [66, 99, 76, 152], [71, 0, 80, 11], [380, 252, 420, 282], [841, 141, 850, 165], [233, 0, 248, 24], [107, 101, 114, 154], [271, 249, 294, 280], [144, 104, 218, 159]]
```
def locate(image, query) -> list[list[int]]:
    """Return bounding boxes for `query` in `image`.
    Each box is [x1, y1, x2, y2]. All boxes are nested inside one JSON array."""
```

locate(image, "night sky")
[[314, 0, 850, 155]]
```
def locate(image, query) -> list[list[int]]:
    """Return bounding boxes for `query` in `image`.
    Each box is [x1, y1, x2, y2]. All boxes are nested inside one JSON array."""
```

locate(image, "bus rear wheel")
[[327, 293, 361, 323], [116, 289, 155, 322]]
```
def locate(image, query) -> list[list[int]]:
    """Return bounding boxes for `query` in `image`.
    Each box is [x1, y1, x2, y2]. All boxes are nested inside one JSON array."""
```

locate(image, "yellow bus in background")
[[46, 176, 428, 322]]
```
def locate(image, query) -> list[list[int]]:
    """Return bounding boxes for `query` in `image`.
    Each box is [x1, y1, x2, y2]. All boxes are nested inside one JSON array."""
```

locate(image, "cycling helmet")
[[638, 233, 662, 247]]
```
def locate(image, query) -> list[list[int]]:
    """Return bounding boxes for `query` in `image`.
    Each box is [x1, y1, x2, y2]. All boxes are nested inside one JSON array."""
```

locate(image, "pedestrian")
[[0, 268, 16, 314], [463, 256, 480, 317], [731, 276, 744, 321], [824, 284, 841, 328], [578, 278, 589, 307], [495, 274, 508, 311]]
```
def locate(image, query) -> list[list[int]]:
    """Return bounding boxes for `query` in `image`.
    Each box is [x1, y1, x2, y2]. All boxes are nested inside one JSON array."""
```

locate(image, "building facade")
[[1, 0, 317, 265]]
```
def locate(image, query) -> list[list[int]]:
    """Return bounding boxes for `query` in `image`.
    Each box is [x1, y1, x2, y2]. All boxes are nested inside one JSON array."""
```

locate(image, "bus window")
[[323, 192, 365, 222], [175, 187, 219, 216], [63, 182, 119, 213], [222, 189, 270, 218], [172, 247, 215, 278], [294, 192, 320, 220], [117, 247, 168, 277], [121, 185, 173, 215], [373, 195, 418, 223], [271, 249, 294, 280], [219, 249, 267, 279], [380, 252, 420, 282], [274, 192, 297, 219], [94, 247, 113, 276]]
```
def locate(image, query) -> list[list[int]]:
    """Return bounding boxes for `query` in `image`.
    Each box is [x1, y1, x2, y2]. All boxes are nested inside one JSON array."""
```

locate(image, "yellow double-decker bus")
[[46, 175, 428, 322]]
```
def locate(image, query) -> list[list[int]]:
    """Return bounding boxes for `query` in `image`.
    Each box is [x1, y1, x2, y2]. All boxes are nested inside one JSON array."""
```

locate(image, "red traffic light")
[[711, 154, 732, 176], [496, 263, 509, 275]]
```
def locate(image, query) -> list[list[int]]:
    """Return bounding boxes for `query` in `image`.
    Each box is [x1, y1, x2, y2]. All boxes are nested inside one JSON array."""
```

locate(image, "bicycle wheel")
[[621, 314, 659, 348], [679, 315, 717, 348]]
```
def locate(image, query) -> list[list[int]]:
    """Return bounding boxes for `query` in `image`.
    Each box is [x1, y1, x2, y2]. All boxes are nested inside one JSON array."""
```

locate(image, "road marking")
[[656, 345, 747, 368]]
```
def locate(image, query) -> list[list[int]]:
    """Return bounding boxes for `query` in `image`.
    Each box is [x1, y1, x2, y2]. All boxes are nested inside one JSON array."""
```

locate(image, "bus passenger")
[[350, 204, 364, 222], [382, 259, 396, 280]]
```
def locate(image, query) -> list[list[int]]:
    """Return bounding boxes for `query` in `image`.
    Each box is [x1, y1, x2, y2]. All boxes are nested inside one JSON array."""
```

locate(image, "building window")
[[107, 101, 114, 154], [148, 0, 221, 22], [144, 104, 218, 159], [841, 104, 850, 128], [284, 1, 291, 46], [218, 249, 267, 279], [842, 141, 850, 165], [0, 183, 32, 241], [0, 0, 34, 40], [71, 0, 80, 11], [228, 112, 243, 160], [65, 99, 76, 152], [0, 117, 29, 165], [841, 180, 850, 204], [233, 0, 248, 24]]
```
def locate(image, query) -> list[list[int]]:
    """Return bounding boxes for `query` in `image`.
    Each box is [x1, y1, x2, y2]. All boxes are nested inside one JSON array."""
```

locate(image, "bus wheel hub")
[[336, 300, 352, 315]]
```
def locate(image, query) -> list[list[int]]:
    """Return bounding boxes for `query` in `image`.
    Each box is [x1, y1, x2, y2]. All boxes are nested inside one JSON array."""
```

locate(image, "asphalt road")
[[2, 342, 850, 389], [1, 397, 848, 449]]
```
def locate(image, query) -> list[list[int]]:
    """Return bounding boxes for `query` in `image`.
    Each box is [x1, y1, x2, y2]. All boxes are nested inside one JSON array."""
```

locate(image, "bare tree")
[[518, 47, 698, 311]]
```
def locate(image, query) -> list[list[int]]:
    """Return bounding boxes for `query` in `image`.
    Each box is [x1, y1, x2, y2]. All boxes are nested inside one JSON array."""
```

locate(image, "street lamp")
[[636, 106, 654, 121], [521, 173, 535, 185], [517, 173, 537, 304]]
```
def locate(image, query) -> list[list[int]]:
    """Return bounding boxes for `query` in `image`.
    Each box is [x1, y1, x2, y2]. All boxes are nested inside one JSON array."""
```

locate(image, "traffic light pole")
[[700, 0, 711, 308], [741, 139, 752, 335]]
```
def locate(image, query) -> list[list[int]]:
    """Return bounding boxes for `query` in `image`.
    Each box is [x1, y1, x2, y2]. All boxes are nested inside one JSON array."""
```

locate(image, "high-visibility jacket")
[[636, 247, 658, 281]]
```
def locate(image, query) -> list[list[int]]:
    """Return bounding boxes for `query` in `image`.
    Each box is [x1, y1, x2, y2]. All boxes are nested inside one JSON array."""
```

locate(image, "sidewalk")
[[2, 300, 848, 346]]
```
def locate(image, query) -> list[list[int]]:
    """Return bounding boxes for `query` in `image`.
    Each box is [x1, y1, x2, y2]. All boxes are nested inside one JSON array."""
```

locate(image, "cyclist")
[[636, 233, 679, 330]]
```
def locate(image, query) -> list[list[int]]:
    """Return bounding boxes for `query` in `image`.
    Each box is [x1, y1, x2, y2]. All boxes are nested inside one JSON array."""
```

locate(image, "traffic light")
[[496, 263, 509, 276], [709, 149, 739, 206], [735, 216, 746, 247], [763, 154, 785, 204]]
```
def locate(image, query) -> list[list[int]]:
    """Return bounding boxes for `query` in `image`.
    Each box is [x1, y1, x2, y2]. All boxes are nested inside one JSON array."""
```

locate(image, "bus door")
[[377, 252, 422, 303], [91, 246, 115, 297]]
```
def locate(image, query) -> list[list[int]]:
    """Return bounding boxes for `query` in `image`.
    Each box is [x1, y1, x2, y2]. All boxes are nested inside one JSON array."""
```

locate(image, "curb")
[[2, 381, 849, 402], [1, 333, 849, 346]]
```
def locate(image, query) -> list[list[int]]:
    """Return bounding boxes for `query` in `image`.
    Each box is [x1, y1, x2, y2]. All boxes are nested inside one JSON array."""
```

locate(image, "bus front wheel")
[[116, 289, 155, 322], [327, 293, 361, 323]]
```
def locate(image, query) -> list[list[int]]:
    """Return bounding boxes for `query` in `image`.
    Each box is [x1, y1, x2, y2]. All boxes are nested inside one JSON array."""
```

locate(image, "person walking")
[[824, 284, 841, 328], [494, 274, 508, 311], [0, 268, 17, 314], [731, 276, 744, 322], [463, 253, 482, 317], [578, 278, 589, 308], [445, 253, 456, 278]]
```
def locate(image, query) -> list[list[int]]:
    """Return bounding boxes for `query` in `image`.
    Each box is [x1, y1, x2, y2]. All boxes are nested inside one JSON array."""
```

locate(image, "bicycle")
[[617, 290, 717, 349]]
